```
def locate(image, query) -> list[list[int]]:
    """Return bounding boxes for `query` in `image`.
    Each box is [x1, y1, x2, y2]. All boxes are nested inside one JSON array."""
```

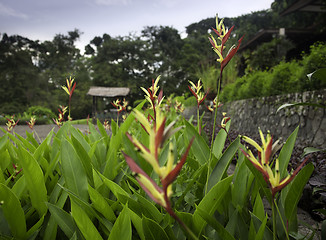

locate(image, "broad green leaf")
[[142, 216, 169, 240], [250, 213, 273, 240], [244, 157, 272, 203], [25, 131, 39, 148], [196, 206, 235, 240], [303, 147, 326, 156], [61, 139, 88, 202], [71, 134, 94, 184], [108, 205, 131, 240], [15, 133, 37, 153], [184, 120, 209, 165], [88, 184, 116, 222], [175, 165, 206, 208], [0, 184, 26, 239], [212, 121, 230, 160], [47, 202, 77, 239], [193, 175, 233, 235], [17, 147, 47, 216], [99, 172, 129, 200], [103, 100, 145, 179], [253, 193, 265, 222], [11, 175, 26, 199], [71, 199, 103, 240], [231, 158, 250, 208], [97, 118, 110, 139], [284, 163, 314, 220], [127, 208, 145, 240], [277, 102, 326, 113], [133, 192, 163, 222], [278, 126, 298, 179], [255, 215, 267, 240], [207, 137, 240, 192], [26, 215, 45, 239], [0, 135, 8, 152], [307, 68, 326, 81]]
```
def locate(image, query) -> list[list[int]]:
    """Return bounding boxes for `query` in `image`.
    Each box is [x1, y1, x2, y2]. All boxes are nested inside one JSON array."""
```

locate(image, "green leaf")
[[277, 126, 298, 179], [0, 183, 26, 239], [127, 208, 145, 240], [284, 163, 314, 220], [88, 184, 116, 222], [231, 158, 250, 208], [277, 102, 325, 112], [25, 131, 39, 148], [47, 202, 77, 239], [17, 147, 48, 216], [253, 193, 265, 222], [103, 100, 145, 179], [245, 157, 272, 203], [212, 121, 230, 160], [15, 133, 37, 153], [71, 134, 94, 184], [207, 137, 240, 192], [26, 214, 45, 239], [0, 135, 8, 152], [302, 147, 326, 156], [184, 120, 210, 165], [307, 68, 326, 82], [193, 175, 233, 235], [196, 206, 235, 240], [71, 199, 103, 240], [255, 215, 267, 240], [61, 139, 89, 202], [142, 216, 169, 240], [11, 175, 26, 199], [99, 172, 129, 200], [108, 204, 132, 240]]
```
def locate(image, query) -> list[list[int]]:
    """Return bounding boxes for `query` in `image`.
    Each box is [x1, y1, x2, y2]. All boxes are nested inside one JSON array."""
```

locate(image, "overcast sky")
[[0, 0, 274, 51]]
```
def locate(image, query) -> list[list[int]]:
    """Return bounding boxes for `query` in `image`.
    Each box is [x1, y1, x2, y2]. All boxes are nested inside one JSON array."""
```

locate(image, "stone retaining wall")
[[219, 89, 326, 148]]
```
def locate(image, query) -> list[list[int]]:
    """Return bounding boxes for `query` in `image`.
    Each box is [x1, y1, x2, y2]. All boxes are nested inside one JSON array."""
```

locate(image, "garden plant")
[[0, 15, 324, 240]]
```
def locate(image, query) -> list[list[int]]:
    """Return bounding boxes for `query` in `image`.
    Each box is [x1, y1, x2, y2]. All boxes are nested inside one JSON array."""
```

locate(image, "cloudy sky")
[[0, 0, 274, 51]]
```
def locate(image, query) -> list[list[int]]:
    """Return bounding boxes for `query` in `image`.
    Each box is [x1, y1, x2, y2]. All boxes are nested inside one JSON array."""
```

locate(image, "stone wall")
[[219, 89, 326, 148]]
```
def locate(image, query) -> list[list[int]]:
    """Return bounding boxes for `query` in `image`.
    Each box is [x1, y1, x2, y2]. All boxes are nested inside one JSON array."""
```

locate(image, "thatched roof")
[[87, 86, 130, 97]]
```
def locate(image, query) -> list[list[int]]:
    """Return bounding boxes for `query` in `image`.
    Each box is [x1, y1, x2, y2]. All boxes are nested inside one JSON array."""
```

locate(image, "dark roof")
[[280, 0, 326, 16], [238, 28, 316, 52], [87, 86, 130, 97]]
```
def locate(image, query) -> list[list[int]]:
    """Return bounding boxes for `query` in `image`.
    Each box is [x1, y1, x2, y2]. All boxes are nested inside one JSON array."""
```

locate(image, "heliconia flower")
[[123, 107, 194, 210], [240, 129, 309, 198], [174, 100, 184, 113], [112, 98, 128, 113], [58, 106, 67, 122], [188, 80, 208, 107], [220, 112, 230, 129], [53, 118, 62, 128], [206, 96, 222, 112], [6, 116, 19, 132], [62, 76, 76, 98], [103, 120, 110, 130], [141, 76, 164, 109], [208, 15, 244, 74], [26, 116, 36, 130]]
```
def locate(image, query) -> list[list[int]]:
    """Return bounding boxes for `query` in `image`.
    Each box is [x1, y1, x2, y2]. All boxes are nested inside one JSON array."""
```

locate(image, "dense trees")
[[0, 0, 325, 118]]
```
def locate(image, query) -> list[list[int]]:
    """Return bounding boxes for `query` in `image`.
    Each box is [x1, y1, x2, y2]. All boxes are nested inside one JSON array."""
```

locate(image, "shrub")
[[25, 105, 56, 124], [263, 60, 301, 96], [299, 42, 326, 90]]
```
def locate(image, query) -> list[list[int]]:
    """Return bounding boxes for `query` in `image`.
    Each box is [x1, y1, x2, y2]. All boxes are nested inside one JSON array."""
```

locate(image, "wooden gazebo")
[[87, 86, 130, 118]]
